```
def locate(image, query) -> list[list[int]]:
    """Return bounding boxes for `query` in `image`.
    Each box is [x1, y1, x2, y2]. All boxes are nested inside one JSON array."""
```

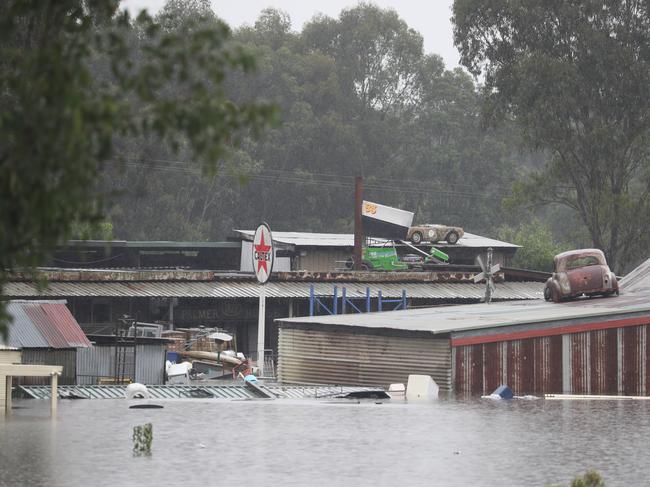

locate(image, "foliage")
[[0, 0, 276, 337], [453, 0, 650, 272], [551, 470, 606, 487], [132, 423, 153, 456], [498, 219, 567, 272], [104, 3, 521, 243]]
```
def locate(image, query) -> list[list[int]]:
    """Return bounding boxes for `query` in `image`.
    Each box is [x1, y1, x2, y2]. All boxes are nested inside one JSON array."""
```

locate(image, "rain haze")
[[122, 0, 462, 68], [3, 2, 650, 486]]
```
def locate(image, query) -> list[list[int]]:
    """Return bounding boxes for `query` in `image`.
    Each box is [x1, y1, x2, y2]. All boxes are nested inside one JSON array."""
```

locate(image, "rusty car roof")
[[554, 248, 606, 261]]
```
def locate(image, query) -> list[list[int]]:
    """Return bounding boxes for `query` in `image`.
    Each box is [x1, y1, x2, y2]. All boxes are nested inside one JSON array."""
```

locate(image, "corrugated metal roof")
[[620, 258, 650, 294], [6, 302, 50, 348], [3, 280, 543, 300], [6, 300, 92, 349], [41, 303, 94, 348], [19, 384, 380, 400], [277, 292, 650, 336], [234, 230, 519, 249]]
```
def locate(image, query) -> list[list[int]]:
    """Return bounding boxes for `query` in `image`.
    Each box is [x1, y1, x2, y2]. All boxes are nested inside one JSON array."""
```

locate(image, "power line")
[[107, 158, 509, 201], [113, 155, 514, 192]]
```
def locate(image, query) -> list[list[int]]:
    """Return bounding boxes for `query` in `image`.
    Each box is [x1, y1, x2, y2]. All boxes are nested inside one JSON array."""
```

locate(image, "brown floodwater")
[[0, 395, 646, 486]]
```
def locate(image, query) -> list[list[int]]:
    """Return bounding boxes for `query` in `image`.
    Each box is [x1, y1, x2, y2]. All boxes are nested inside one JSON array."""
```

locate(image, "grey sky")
[[122, 0, 461, 69]]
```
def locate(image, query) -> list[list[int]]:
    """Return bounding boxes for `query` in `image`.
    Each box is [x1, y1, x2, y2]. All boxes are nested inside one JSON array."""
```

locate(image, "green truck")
[[347, 243, 449, 271]]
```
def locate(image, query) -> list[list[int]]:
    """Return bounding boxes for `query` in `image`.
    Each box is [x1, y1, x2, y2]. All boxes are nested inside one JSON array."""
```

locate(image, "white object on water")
[[481, 393, 503, 400], [388, 383, 405, 398], [406, 375, 439, 401], [167, 361, 192, 385], [126, 383, 150, 400]]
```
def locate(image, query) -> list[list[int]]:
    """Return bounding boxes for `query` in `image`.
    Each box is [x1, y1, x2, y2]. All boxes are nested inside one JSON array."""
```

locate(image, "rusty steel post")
[[354, 176, 363, 271]]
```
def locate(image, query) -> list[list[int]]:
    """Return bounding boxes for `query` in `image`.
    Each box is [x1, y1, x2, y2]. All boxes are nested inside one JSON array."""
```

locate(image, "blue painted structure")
[[309, 285, 407, 316]]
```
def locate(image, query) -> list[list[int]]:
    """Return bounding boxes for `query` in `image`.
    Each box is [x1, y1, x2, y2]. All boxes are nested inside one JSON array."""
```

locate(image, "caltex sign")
[[252, 222, 274, 284]]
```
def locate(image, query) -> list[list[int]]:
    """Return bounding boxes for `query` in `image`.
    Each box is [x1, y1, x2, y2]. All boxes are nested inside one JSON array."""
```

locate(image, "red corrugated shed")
[[21, 302, 91, 348]]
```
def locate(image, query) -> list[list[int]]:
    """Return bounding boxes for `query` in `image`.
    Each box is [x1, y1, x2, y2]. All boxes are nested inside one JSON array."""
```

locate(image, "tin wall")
[[77, 344, 165, 385], [455, 324, 650, 395], [278, 327, 451, 389], [20, 349, 77, 385]]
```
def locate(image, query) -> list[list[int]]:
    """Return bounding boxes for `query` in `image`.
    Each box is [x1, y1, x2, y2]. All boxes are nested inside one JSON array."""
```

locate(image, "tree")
[[453, 0, 650, 272], [498, 219, 567, 272], [0, 0, 275, 337]]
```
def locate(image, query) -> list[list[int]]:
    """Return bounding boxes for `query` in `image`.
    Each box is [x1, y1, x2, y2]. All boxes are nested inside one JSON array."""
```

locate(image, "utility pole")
[[354, 176, 363, 271]]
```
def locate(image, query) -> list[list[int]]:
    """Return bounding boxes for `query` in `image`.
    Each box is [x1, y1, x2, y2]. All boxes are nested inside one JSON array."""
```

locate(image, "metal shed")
[[77, 336, 167, 385], [277, 272, 650, 396], [5, 300, 92, 385]]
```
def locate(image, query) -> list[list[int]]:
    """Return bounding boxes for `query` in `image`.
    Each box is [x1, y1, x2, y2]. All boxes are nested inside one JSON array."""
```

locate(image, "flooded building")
[[5, 267, 543, 357], [276, 261, 650, 396], [3, 300, 92, 385]]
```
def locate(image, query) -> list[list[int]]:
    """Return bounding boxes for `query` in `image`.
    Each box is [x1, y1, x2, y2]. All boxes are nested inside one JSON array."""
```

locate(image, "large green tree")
[[0, 0, 275, 336], [104, 4, 521, 241], [453, 0, 650, 272]]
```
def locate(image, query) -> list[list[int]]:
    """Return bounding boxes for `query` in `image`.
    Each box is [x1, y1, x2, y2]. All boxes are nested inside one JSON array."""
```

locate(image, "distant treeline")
[[99, 0, 650, 273]]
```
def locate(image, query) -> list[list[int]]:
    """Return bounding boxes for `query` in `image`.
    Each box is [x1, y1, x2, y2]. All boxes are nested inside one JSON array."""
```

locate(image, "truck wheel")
[[345, 258, 353, 269], [544, 286, 552, 301], [411, 232, 423, 245], [447, 231, 459, 244], [361, 261, 372, 271]]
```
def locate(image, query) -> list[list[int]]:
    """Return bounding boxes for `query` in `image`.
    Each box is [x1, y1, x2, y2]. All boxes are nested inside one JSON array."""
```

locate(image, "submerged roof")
[[277, 292, 650, 336], [234, 230, 519, 249], [3, 280, 543, 301], [6, 300, 92, 349]]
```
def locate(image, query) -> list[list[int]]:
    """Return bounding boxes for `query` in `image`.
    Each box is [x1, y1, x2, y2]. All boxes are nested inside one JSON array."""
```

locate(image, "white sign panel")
[[361, 200, 414, 239], [252, 223, 274, 284]]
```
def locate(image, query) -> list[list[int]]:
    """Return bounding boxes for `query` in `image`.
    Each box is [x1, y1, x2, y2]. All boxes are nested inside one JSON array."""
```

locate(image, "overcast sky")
[[121, 0, 461, 69]]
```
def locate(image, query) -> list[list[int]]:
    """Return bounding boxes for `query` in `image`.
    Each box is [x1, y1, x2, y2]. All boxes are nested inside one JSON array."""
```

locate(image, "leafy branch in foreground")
[[0, 0, 277, 338]]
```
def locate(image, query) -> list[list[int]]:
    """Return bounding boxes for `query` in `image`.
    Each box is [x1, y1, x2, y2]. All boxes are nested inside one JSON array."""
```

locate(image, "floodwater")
[[0, 395, 647, 487]]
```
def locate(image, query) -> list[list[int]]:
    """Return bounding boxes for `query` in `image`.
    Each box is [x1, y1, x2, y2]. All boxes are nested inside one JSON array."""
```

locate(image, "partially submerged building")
[[5, 268, 544, 356], [276, 263, 650, 396], [4, 300, 92, 384]]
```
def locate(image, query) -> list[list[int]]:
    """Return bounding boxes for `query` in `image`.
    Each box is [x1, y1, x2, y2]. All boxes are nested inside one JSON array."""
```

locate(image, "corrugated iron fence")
[[77, 344, 165, 385], [455, 323, 650, 395], [21, 349, 76, 385]]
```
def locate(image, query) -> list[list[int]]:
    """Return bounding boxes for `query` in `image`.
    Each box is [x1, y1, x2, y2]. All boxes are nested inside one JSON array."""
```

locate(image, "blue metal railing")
[[309, 285, 407, 316]]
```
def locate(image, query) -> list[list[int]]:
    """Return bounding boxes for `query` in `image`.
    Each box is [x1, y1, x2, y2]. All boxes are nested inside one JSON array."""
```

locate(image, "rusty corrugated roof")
[[2, 280, 543, 301], [6, 300, 91, 349], [41, 303, 93, 348]]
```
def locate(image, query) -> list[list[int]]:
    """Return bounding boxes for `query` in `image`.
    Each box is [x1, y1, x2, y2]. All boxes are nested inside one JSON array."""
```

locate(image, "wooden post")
[[354, 176, 363, 270], [50, 373, 58, 413]]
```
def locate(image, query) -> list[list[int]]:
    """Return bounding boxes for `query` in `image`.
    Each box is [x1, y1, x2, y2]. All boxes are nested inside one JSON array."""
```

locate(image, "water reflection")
[[0, 396, 648, 486]]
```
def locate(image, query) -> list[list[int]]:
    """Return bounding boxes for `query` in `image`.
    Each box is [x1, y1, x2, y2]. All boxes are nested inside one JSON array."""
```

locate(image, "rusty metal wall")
[[455, 323, 650, 396], [21, 349, 76, 385], [278, 327, 451, 389]]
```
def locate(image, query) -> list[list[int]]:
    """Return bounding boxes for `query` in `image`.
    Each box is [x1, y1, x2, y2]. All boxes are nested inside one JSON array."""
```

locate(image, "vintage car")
[[544, 249, 618, 303], [406, 224, 464, 245]]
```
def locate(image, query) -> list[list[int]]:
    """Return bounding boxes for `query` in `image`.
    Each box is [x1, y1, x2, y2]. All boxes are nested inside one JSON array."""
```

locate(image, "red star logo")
[[254, 232, 271, 275]]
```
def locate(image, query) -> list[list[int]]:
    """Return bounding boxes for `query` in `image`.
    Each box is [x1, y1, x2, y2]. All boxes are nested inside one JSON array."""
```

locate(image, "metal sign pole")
[[252, 222, 273, 379], [257, 285, 266, 377]]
